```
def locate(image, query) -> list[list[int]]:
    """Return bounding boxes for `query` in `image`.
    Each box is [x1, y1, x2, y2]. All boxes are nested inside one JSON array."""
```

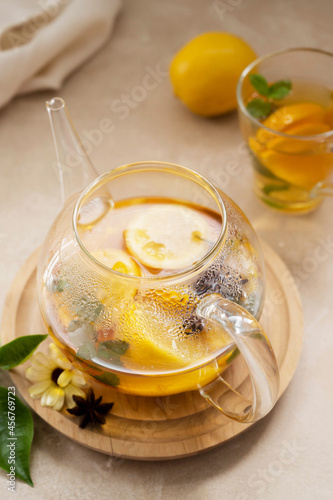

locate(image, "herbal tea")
[[243, 77, 333, 212], [42, 196, 260, 395], [40, 103, 278, 419]]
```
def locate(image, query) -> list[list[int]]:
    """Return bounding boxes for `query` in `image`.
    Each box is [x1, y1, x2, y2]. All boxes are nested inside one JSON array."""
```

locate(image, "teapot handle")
[[197, 294, 279, 423]]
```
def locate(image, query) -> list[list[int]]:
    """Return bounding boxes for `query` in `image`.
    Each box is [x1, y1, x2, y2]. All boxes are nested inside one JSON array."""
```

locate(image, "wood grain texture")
[[0, 241, 303, 460]]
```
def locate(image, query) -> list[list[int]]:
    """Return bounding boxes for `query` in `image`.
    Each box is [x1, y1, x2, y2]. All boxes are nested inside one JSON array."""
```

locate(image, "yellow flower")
[[25, 343, 89, 411]]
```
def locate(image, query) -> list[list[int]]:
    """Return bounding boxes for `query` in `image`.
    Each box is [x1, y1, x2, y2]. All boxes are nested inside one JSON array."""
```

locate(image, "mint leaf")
[[74, 296, 90, 317], [92, 303, 104, 322], [0, 335, 48, 370], [55, 278, 68, 293], [246, 99, 272, 119], [93, 373, 120, 387], [99, 340, 129, 356], [226, 347, 240, 364], [76, 342, 97, 360], [268, 80, 291, 100], [74, 297, 104, 322], [0, 388, 34, 486], [248, 74, 292, 119], [262, 183, 289, 195], [47, 276, 68, 293], [96, 346, 123, 366], [97, 340, 129, 366], [249, 74, 270, 96], [97, 345, 113, 360], [251, 155, 281, 179]]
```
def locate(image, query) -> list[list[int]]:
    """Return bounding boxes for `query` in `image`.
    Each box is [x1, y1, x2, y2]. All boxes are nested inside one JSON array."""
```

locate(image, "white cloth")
[[0, 0, 122, 108]]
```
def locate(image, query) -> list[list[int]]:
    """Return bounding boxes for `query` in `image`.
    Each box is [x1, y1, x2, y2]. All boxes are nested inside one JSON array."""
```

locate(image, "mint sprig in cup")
[[246, 74, 292, 118]]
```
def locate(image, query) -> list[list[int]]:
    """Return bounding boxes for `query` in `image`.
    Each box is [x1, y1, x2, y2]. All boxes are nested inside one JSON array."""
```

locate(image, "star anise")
[[183, 314, 205, 335], [67, 388, 114, 429]]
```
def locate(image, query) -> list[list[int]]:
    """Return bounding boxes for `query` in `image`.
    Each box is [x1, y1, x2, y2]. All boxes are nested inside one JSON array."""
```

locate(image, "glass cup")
[[38, 162, 279, 423], [237, 48, 333, 214]]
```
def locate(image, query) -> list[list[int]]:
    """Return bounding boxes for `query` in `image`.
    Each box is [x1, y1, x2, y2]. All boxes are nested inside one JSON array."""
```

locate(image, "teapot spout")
[[46, 97, 99, 204]]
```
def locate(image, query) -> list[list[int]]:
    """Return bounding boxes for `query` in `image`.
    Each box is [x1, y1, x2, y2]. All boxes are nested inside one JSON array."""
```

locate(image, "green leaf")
[[74, 296, 104, 322], [97, 345, 113, 360], [246, 99, 272, 119], [97, 346, 124, 366], [76, 342, 97, 360], [74, 296, 90, 318], [251, 155, 281, 179], [226, 347, 240, 365], [262, 183, 289, 195], [249, 332, 266, 341], [93, 372, 120, 387], [108, 357, 124, 367], [262, 198, 286, 210], [0, 335, 48, 370], [268, 79, 291, 100], [0, 388, 34, 487], [97, 340, 129, 367], [47, 276, 68, 293], [249, 74, 270, 96], [99, 340, 129, 356], [55, 278, 68, 293]]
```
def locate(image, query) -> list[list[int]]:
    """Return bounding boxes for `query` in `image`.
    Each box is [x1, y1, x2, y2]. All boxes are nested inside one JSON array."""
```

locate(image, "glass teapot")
[[38, 98, 279, 423]]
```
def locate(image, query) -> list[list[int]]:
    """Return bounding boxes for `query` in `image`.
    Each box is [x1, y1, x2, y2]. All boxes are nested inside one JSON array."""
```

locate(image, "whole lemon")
[[170, 32, 256, 117]]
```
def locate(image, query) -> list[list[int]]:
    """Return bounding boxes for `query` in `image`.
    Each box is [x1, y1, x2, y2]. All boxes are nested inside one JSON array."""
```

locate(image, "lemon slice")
[[124, 205, 211, 270], [125, 336, 187, 370], [119, 303, 187, 369], [92, 249, 142, 276], [121, 303, 229, 371]]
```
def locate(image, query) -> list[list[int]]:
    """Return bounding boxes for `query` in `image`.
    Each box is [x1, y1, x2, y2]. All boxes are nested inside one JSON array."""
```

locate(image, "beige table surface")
[[1, 0, 333, 498]]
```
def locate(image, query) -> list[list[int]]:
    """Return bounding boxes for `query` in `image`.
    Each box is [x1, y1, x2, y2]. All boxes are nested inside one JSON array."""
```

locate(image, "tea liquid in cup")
[[237, 48, 333, 213]]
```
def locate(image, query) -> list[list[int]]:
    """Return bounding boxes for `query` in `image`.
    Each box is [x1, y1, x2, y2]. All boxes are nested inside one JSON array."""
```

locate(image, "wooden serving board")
[[0, 241, 303, 460]]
